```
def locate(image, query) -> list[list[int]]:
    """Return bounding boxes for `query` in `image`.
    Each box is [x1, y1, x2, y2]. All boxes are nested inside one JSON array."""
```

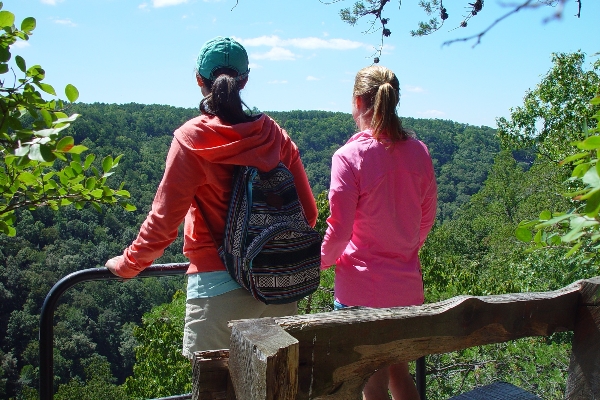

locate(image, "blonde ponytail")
[[353, 65, 412, 142]]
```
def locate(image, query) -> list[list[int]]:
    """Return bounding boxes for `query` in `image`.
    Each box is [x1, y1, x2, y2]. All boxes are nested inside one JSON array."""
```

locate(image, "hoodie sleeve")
[[113, 137, 204, 278]]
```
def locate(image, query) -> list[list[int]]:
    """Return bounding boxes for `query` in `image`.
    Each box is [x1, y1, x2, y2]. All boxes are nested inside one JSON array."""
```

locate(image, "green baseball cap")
[[196, 37, 250, 81]]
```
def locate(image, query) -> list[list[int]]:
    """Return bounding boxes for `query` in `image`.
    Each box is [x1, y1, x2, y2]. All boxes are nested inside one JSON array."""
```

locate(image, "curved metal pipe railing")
[[39, 263, 190, 400]]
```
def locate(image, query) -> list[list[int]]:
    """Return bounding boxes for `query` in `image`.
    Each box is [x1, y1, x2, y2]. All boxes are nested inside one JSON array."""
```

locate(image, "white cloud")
[[138, 3, 149, 9], [53, 18, 77, 27], [251, 47, 297, 61], [268, 80, 288, 84], [404, 85, 425, 93], [152, 0, 188, 7], [306, 76, 319, 81], [417, 110, 446, 118], [41, 0, 63, 5], [235, 35, 368, 51], [12, 41, 30, 49]]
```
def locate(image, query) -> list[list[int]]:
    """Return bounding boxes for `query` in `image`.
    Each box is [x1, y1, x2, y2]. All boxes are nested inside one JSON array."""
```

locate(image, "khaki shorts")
[[182, 288, 297, 359]]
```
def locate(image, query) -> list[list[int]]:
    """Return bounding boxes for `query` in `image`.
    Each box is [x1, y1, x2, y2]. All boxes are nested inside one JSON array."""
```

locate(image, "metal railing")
[[39, 264, 427, 400], [39, 263, 191, 400]]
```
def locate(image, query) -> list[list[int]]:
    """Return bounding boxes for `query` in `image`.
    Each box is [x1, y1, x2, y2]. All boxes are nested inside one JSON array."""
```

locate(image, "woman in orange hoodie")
[[105, 37, 318, 357]]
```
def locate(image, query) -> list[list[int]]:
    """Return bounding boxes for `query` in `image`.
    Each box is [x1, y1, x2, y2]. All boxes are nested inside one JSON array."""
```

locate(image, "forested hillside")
[[3, 50, 599, 399], [0, 103, 499, 398]]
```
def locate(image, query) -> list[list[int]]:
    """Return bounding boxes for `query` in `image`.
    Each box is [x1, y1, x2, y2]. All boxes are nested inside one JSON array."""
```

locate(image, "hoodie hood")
[[174, 113, 290, 171]]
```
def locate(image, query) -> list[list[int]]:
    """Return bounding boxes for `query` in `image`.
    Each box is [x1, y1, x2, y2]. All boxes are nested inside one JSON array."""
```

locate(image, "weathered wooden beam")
[[271, 281, 584, 399], [228, 317, 299, 400], [565, 276, 600, 399], [192, 349, 235, 400], [193, 278, 598, 400]]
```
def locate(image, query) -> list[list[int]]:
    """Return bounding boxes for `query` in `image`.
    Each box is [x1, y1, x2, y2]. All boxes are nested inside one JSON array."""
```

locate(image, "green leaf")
[[590, 96, 600, 106], [116, 189, 131, 197], [577, 136, 600, 150], [14, 145, 30, 157], [70, 161, 83, 175], [84, 154, 95, 169], [582, 167, 600, 188], [122, 202, 137, 211], [572, 163, 591, 178], [562, 228, 585, 243], [102, 156, 113, 174], [26, 65, 45, 80], [0, 10, 14, 28], [35, 82, 57, 96], [55, 136, 74, 152], [585, 190, 600, 216], [20, 16, 35, 32], [18, 171, 38, 185], [564, 241, 583, 258], [29, 143, 56, 162], [65, 84, 79, 103], [15, 55, 26, 72], [539, 210, 552, 220], [40, 108, 53, 127], [560, 152, 589, 165], [0, 63, 8, 74], [67, 145, 88, 154], [53, 114, 79, 125], [515, 227, 532, 242], [533, 229, 543, 244], [535, 214, 572, 228], [85, 177, 97, 190], [90, 189, 103, 198], [569, 215, 599, 230]]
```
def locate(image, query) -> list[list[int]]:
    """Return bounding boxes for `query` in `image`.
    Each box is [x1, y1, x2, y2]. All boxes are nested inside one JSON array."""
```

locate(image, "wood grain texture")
[[229, 318, 299, 400], [566, 277, 600, 399], [193, 278, 600, 400], [192, 349, 235, 400], [273, 283, 583, 399]]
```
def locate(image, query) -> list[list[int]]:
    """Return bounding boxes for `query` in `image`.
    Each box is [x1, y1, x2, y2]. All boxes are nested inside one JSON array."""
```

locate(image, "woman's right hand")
[[105, 256, 124, 277]]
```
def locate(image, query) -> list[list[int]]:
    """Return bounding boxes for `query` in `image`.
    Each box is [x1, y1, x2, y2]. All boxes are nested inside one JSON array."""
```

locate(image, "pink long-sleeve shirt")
[[321, 130, 437, 308]]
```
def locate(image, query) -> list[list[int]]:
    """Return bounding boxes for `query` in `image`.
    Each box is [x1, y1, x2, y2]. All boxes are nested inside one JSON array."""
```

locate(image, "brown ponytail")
[[199, 67, 253, 125], [353, 65, 413, 142]]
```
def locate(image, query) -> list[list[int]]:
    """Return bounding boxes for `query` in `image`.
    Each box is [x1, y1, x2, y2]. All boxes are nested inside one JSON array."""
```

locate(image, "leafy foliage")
[[0, 5, 134, 237], [497, 52, 600, 162], [123, 290, 191, 399], [516, 94, 600, 265]]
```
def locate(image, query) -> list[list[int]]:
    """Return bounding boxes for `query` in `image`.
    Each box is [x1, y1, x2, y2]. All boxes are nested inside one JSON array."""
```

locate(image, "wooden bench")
[[192, 276, 600, 399]]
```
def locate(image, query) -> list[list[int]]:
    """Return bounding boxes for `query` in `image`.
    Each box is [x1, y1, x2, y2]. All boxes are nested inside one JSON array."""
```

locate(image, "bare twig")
[[443, 0, 536, 47]]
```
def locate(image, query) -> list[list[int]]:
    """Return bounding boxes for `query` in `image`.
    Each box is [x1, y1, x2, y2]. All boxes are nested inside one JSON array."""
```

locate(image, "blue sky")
[[6, 0, 599, 128]]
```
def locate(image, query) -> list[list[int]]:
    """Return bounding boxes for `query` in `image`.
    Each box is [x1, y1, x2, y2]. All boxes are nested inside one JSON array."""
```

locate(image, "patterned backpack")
[[198, 162, 321, 304]]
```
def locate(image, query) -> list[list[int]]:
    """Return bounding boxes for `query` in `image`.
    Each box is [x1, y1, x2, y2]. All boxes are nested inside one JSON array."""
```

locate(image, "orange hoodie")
[[113, 113, 318, 278]]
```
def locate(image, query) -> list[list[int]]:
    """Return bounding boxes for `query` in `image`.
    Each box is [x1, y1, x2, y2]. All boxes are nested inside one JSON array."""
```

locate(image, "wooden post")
[[192, 349, 235, 400], [565, 276, 600, 399], [229, 317, 299, 400]]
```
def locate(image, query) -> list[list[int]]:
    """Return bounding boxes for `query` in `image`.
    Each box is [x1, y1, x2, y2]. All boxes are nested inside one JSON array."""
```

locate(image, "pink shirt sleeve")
[[113, 138, 203, 278], [419, 173, 437, 247], [320, 151, 358, 268]]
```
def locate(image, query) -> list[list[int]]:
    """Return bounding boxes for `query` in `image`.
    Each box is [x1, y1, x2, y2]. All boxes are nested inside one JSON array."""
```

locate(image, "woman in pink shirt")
[[321, 65, 437, 400]]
